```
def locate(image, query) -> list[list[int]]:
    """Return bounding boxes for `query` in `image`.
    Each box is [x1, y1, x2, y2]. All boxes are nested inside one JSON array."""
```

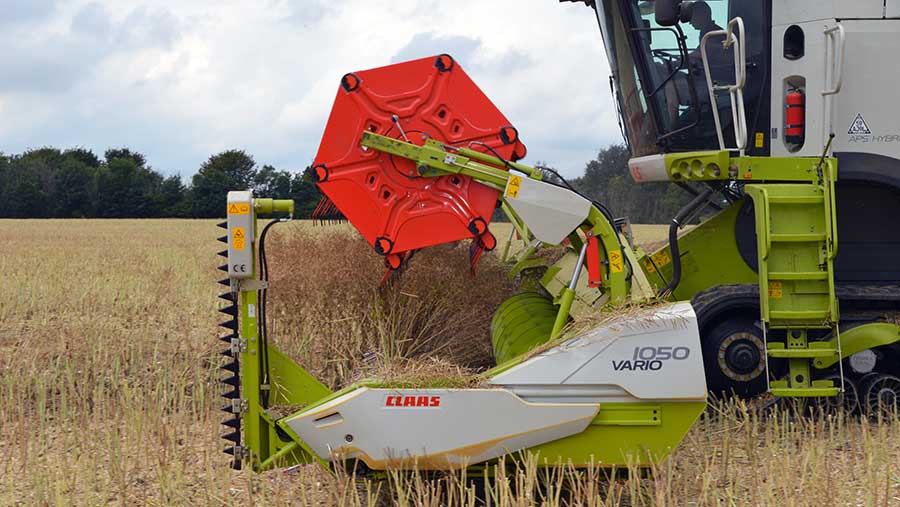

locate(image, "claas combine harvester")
[[214, 0, 900, 473]]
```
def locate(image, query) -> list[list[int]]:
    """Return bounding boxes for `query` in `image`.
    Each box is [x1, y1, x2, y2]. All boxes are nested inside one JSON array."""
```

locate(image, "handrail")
[[700, 17, 748, 153], [822, 25, 845, 96]]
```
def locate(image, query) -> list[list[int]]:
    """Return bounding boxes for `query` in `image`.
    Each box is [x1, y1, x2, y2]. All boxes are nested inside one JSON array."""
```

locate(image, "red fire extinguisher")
[[785, 89, 805, 145]]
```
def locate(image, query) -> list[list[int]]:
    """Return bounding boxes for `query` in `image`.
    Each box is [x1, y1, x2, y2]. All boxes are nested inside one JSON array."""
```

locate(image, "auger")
[[214, 0, 900, 475]]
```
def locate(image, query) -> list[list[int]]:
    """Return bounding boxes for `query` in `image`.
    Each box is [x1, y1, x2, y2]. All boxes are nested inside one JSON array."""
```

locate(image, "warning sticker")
[[768, 281, 783, 299], [228, 203, 250, 215], [645, 250, 671, 273], [754, 132, 764, 148], [232, 227, 246, 250], [848, 113, 871, 135], [649, 250, 672, 272], [505, 175, 522, 198], [609, 250, 624, 273]]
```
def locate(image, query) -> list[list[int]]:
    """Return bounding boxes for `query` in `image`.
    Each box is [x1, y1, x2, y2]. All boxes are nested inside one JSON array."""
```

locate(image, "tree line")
[[0, 144, 688, 222], [571, 144, 690, 224], [0, 147, 321, 218]]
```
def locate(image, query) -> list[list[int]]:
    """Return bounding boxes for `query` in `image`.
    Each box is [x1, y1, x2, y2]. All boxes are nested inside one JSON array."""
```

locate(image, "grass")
[[0, 219, 898, 506]]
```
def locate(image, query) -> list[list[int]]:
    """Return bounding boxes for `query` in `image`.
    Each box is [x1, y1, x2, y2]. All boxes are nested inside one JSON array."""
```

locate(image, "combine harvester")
[[215, 0, 900, 473]]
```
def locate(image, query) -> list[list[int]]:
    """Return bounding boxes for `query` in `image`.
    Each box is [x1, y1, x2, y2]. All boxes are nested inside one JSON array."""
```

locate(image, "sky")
[[0, 0, 623, 179]]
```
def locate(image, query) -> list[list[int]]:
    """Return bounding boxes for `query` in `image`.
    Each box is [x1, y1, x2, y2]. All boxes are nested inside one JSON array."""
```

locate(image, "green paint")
[[239, 285, 268, 467], [664, 151, 830, 183], [525, 401, 706, 466], [743, 159, 840, 396], [490, 292, 557, 364], [636, 199, 758, 300], [769, 380, 840, 397], [233, 198, 332, 471], [745, 180, 837, 329], [814, 322, 900, 369], [266, 345, 331, 406]]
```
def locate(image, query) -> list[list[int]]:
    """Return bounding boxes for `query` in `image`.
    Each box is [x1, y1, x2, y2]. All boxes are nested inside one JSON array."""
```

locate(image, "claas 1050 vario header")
[[214, 0, 900, 473]]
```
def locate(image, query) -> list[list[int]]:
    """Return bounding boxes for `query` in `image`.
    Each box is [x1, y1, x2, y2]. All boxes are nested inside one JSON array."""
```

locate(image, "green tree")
[[254, 164, 293, 197], [573, 144, 691, 224], [290, 172, 323, 218], [104, 148, 147, 168], [159, 175, 191, 217], [52, 157, 95, 217], [95, 156, 164, 218], [9, 167, 45, 218], [190, 150, 258, 218], [64, 148, 102, 169]]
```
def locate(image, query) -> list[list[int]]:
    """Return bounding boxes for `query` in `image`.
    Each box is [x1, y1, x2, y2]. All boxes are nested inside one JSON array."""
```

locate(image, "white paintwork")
[[284, 388, 597, 468], [284, 304, 705, 469], [888, 1, 900, 18], [773, 1, 885, 26], [491, 302, 706, 402], [770, 6, 900, 161], [769, 19, 829, 158], [628, 154, 668, 182], [829, 20, 900, 160], [504, 176, 591, 245], [226, 190, 254, 279]]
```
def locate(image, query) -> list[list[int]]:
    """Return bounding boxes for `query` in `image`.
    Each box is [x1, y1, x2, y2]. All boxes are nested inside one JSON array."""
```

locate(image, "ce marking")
[[232, 264, 247, 273]]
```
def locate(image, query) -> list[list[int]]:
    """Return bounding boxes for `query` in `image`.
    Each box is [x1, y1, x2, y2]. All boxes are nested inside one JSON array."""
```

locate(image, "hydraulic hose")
[[659, 187, 715, 297]]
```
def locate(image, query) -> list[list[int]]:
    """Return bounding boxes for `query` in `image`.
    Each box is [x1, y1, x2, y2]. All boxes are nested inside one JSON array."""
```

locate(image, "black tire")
[[860, 373, 900, 419], [701, 318, 769, 397]]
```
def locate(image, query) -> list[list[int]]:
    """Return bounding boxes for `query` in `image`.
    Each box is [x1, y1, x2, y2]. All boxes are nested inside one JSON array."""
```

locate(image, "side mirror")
[[655, 0, 683, 26], [656, 0, 697, 26]]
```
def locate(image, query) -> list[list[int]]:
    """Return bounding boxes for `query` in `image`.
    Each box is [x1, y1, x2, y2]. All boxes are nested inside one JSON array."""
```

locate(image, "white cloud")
[[0, 0, 621, 179]]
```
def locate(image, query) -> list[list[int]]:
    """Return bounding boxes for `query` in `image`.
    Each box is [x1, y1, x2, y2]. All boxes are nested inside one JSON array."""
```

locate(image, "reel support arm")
[[361, 131, 636, 329]]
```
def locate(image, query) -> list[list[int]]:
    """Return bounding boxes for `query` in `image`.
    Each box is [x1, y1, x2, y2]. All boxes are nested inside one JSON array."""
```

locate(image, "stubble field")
[[1, 219, 898, 506]]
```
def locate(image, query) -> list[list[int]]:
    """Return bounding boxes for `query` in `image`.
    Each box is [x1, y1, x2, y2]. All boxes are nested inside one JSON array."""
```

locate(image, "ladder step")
[[769, 310, 831, 320], [768, 195, 824, 204], [766, 342, 838, 359], [770, 233, 827, 242], [769, 380, 840, 397], [768, 271, 829, 281]]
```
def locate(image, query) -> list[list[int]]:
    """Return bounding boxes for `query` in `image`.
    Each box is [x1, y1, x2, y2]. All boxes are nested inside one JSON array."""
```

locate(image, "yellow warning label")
[[228, 203, 250, 215], [768, 281, 783, 299], [233, 227, 246, 250], [609, 250, 624, 273], [505, 175, 522, 198], [652, 250, 672, 267], [754, 132, 764, 148]]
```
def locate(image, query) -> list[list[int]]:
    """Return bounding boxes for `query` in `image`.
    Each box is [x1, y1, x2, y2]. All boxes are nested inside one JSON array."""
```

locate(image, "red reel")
[[311, 54, 526, 256]]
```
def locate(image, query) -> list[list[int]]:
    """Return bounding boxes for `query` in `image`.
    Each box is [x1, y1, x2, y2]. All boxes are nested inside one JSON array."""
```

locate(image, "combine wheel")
[[860, 374, 900, 419], [701, 318, 769, 397]]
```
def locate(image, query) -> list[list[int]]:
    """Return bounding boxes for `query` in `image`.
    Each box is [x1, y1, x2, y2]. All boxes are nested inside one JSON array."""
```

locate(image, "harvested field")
[[1, 219, 898, 506]]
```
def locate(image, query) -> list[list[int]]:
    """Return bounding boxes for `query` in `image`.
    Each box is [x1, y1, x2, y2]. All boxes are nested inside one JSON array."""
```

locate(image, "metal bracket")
[[230, 337, 248, 354], [237, 279, 269, 291], [230, 445, 249, 459], [229, 398, 249, 414]]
